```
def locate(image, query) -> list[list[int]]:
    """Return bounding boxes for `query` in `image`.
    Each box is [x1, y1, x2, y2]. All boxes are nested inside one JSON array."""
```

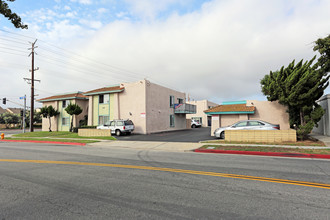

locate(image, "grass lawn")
[[201, 145, 330, 155], [12, 131, 116, 141], [201, 139, 325, 147]]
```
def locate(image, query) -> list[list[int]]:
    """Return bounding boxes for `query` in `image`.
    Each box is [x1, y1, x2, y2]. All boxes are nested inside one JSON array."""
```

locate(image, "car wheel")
[[220, 131, 225, 139], [192, 124, 196, 128], [115, 130, 121, 136], [126, 131, 131, 135]]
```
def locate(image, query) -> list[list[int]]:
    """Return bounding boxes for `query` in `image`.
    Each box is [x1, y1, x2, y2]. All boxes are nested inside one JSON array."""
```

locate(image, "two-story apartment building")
[[37, 92, 89, 131], [84, 80, 196, 134], [38, 80, 196, 134]]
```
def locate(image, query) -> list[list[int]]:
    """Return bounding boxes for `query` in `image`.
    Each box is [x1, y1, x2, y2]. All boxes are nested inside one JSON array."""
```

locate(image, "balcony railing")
[[174, 103, 196, 114]]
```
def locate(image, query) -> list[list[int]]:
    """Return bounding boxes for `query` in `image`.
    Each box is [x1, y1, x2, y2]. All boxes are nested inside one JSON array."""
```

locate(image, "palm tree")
[[65, 103, 83, 132], [40, 106, 60, 132]]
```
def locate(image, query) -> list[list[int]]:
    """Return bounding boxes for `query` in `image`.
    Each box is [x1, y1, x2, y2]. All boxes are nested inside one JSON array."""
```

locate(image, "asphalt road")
[[0, 142, 330, 219], [116, 127, 214, 142]]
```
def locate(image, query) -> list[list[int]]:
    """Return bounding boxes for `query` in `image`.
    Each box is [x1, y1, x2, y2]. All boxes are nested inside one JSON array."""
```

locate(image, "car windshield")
[[125, 120, 134, 125]]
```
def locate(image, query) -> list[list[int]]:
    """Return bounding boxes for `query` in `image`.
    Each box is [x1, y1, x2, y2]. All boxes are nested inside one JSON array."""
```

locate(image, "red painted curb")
[[194, 149, 330, 159], [0, 139, 86, 146]]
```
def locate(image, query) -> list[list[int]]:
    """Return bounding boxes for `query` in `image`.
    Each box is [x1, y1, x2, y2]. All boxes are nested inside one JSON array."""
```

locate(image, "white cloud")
[[70, 0, 92, 5], [2, 0, 330, 108], [97, 8, 108, 14], [79, 19, 103, 29], [74, 0, 330, 102], [116, 11, 128, 19], [124, 0, 191, 20], [64, 5, 71, 10]]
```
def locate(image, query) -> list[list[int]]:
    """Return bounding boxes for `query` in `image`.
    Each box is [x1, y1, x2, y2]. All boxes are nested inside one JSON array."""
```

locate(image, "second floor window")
[[62, 100, 68, 108], [170, 95, 174, 108], [99, 94, 110, 104], [99, 95, 104, 104]]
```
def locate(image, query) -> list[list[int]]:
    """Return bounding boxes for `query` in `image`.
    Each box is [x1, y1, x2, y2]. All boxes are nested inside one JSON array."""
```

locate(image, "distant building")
[[6, 108, 22, 115], [205, 100, 290, 136], [0, 106, 6, 114], [186, 100, 218, 127], [313, 94, 330, 136]]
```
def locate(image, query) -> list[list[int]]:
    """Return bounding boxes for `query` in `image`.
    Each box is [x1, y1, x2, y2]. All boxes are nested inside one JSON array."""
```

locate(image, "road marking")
[[1, 159, 330, 190]]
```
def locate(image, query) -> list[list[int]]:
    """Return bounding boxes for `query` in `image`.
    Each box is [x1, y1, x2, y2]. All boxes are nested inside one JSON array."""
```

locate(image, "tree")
[[261, 40, 330, 140], [0, 0, 28, 29], [40, 106, 60, 132], [65, 103, 82, 132], [1, 112, 19, 128], [314, 34, 330, 76]]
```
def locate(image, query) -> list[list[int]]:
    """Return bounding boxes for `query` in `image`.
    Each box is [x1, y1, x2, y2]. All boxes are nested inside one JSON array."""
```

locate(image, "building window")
[[62, 117, 70, 126], [99, 94, 109, 104], [177, 98, 184, 104], [62, 100, 68, 108], [170, 95, 174, 108], [99, 95, 104, 104], [99, 115, 109, 125], [170, 115, 175, 127], [104, 94, 110, 103]]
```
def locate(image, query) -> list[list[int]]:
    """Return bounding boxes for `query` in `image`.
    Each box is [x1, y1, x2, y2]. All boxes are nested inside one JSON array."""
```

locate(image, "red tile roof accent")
[[37, 92, 88, 102], [84, 86, 124, 95], [204, 104, 255, 113]]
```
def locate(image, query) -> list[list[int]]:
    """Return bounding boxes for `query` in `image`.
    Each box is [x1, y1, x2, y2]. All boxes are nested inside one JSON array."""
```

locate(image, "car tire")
[[126, 131, 131, 135], [115, 129, 121, 136], [220, 131, 225, 139], [192, 124, 196, 128]]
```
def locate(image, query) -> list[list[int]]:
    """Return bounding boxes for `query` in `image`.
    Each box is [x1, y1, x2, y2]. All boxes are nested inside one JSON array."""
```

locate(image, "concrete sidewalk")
[[87, 139, 330, 152], [310, 133, 330, 147]]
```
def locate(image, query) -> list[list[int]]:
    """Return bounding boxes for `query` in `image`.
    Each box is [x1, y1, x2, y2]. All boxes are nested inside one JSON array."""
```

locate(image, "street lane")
[[0, 142, 329, 219]]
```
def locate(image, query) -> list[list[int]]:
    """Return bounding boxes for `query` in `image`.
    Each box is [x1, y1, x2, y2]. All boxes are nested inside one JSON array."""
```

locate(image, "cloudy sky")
[[1, 0, 330, 109]]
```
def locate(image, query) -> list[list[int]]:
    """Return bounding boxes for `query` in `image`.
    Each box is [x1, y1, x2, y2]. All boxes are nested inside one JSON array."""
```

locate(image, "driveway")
[[116, 127, 214, 143]]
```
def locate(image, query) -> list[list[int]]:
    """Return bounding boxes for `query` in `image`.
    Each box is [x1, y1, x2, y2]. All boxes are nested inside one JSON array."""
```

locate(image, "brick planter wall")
[[225, 129, 296, 143], [78, 129, 111, 137]]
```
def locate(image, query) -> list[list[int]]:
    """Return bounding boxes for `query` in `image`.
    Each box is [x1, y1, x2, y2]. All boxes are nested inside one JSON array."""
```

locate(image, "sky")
[[1, 0, 330, 109]]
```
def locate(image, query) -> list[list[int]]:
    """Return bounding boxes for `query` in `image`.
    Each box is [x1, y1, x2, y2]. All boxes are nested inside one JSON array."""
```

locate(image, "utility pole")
[[28, 39, 38, 132]]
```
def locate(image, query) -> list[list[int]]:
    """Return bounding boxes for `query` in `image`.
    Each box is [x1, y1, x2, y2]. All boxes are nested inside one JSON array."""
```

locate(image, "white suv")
[[191, 120, 202, 128], [97, 119, 134, 136]]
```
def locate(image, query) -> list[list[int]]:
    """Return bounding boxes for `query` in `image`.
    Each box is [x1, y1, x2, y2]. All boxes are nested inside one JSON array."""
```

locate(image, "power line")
[[0, 29, 182, 92], [0, 50, 27, 57]]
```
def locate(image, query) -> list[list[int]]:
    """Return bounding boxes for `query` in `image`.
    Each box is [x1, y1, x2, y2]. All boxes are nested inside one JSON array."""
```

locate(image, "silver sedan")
[[214, 120, 280, 139]]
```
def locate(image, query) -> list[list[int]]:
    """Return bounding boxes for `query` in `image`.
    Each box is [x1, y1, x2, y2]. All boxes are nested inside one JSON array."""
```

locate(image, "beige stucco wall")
[[118, 80, 147, 134], [41, 101, 59, 132], [246, 100, 290, 130], [186, 100, 218, 127], [73, 99, 89, 127], [88, 96, 94, 126], [86, 80, 192, 134], [41, 99, 88, 132], [145, 81, 187, 133], [209, 100, 290, 136]]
